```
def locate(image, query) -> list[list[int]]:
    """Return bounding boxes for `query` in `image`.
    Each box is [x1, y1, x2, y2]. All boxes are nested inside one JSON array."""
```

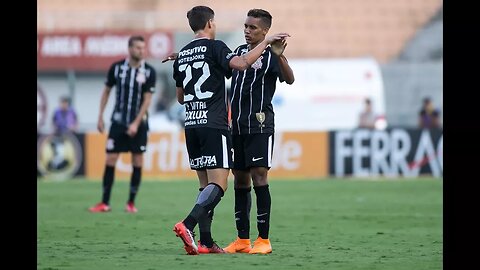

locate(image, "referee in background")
[[89, 35, 157, 213]]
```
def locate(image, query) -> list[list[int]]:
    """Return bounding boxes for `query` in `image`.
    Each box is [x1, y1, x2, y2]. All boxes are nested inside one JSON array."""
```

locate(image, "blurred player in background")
[[170, 5, 290, 255], [418, 96, 441, 128], [223, 9, 295, 255], [48, 96, 79, 171], [89, 35, 156, 213], [52, 96, 78, 136], [358, 98, 376, 129]]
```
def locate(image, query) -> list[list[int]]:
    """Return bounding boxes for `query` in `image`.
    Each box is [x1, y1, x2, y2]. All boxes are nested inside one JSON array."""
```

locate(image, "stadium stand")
[[38, 0, 442, 63]]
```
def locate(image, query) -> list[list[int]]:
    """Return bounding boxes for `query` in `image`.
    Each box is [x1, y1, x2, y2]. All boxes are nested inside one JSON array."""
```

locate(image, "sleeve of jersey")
[[143, 67, 157, 93], [172, 61, 183, 87], [213, 40, 234, 78], [105, 63, 116, 87]]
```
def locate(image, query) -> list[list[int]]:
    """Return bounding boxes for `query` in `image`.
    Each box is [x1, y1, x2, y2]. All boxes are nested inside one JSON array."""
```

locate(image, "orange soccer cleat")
[[249, 237, 272, 254], [198, 241, 226, 254], [173, 221, 199, 255], [125, 202, 138, 213], [223, 237, 252, 253], [88, 202, 111, 213]]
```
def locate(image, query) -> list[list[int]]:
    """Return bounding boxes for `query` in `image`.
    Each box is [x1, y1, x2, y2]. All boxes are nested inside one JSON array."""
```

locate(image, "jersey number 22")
[[178, 61, 213, 102]]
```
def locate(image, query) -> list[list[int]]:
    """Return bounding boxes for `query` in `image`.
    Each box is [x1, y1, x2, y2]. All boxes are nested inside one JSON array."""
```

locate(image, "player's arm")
[[52, 111, 58, 133], [127, 69, 156, 137], [97, 86, 112, 133], [271, 39, 295, 84], [162, 52, 179, 63], [176, 87, 185, 104], [99, 63, 117, 133], [432, 111, 440, 128], [418, 111, 425, 128], [70, 111, 79, 132], [127, 91, 153, 137], [229, 33, 291, 71]]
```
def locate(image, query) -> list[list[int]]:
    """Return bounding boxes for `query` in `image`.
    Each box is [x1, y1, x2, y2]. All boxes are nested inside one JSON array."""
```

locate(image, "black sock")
[[128, 167, 142, 203], [101, 165, 115, 205], [235, 187, 252, 239], [197, 188, 214, 247], [254, 185, 271, 239], [183, 183, 224, 232], [199, 210, 214, 247]]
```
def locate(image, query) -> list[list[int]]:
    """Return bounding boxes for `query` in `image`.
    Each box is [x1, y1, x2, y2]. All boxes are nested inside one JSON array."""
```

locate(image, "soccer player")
[[223, 9, 295, 254], [170, 6, 290, 255], [89, 35, 156, 213]]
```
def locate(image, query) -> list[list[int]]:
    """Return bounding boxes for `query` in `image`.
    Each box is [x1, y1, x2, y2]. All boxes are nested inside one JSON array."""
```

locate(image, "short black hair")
[[187, 6, 215, 32], [365, 98, 371, 105], [128, 35, 145, 47], [247, 9, 272, 28], [60, 96, 71, 105], [423, 97, 431, 104]]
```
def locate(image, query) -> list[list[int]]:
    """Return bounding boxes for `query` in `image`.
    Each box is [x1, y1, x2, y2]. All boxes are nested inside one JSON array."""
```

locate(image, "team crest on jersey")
[[251, 56, 263, 70], [256, 112, 266, 128], [136, 71, 146, 83]]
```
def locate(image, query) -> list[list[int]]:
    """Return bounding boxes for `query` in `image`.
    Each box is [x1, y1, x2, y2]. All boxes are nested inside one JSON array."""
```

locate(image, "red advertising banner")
[[37, 31, 174, 71]]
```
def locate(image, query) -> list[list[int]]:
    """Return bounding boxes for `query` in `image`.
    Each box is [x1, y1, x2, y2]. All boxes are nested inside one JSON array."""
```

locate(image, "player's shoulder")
[[210, 39, 233, 51], [235, 44, 248, 53], [211, 39, 227, 46], [179, 41, 194, 51], [143, 61, 156, 71], [264, 45, 277, 56], [111, 58, 127, 67]]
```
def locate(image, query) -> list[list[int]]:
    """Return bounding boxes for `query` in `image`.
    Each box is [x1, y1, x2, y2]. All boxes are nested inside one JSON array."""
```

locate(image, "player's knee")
[[132, 154, 143, 167], [106, 154, 119, 166], [251, 167, 268, 186], [233, 169, 250, 188]]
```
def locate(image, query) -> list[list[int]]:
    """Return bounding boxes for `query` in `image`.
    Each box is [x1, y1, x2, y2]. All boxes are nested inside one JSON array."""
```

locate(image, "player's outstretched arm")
[[229, 33, 290, 71], [162, 52, 178, 63]]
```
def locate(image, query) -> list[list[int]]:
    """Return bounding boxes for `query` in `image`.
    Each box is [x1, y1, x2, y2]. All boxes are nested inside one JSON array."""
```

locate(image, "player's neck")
[[128, 58, 142, 68], [194, 30, 212, 40], [248, 39, 264, 50]]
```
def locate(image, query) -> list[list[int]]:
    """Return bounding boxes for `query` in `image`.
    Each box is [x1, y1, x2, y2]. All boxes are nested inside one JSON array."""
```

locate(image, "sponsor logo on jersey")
[[190, 155, 217, 169], [179, 46, 207, 57]]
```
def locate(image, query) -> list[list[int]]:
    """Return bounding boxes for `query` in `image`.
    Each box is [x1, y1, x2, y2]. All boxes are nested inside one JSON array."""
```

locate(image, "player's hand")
[[265, 33, 290, 45], [161, 52, 178, 63], [126, 122, 138, 137], [97, 119, 104, 133], [271, 38, 287, 56]]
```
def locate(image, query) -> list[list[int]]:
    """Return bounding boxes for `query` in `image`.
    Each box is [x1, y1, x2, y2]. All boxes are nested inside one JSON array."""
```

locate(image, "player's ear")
[[262, 27, 269, 35]]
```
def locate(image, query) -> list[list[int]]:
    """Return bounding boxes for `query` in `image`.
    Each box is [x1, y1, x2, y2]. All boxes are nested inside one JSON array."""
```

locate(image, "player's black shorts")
[[232, 133, 274, 170], [106, 122, 148, 153], [185, 128, 233, 170]]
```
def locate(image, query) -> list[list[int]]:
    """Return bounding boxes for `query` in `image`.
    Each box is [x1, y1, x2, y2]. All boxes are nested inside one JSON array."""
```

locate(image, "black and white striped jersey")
[[230, 44, 284, 135], [173, 37, 234, 130], [105, 59, 156, 127]]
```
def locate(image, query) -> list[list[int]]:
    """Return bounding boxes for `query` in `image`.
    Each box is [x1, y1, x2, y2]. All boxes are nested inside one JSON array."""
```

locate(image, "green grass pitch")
[[37, 177, 442, 270]]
